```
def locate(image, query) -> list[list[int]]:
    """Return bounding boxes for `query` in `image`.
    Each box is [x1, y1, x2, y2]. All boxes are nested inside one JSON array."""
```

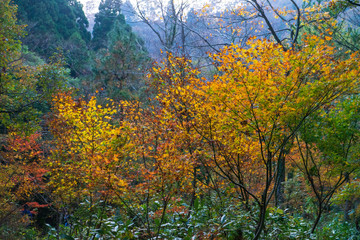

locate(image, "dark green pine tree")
[[68, 0, 91, 43], [14, 0, 91, 77], [15, 0, 90, 54], [94, 20, 149, 100], [92, 0, 123, 50]]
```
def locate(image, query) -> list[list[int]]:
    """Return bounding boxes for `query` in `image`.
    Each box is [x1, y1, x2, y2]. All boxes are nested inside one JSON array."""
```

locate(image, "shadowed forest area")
[[1, 0, 360, 239]]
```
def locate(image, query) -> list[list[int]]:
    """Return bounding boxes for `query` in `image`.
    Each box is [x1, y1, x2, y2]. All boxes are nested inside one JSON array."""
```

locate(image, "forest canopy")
[[0, 0, 360, 239]]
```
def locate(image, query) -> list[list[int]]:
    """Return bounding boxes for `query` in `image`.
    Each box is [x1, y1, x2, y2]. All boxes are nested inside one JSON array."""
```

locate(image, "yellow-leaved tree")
[[47, 92, 129, 206]]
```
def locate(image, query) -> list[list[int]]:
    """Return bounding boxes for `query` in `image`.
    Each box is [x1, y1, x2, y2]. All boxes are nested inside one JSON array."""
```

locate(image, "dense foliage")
[[92, 0, 124, 50], [1, 0, 360, 239], [14, 0, 91, 76]]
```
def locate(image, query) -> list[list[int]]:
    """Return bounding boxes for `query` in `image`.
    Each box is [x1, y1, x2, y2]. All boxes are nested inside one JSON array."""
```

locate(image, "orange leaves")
[[114, 55, 207, 206], [135, 35, 360, 206], [124, 105, 198, 196], [4, 132, 43, 162], [0, 132, 47, 227]]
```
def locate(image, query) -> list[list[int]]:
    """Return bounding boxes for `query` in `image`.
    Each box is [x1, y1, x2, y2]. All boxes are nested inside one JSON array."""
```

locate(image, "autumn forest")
[[1, 0, 360, 239]]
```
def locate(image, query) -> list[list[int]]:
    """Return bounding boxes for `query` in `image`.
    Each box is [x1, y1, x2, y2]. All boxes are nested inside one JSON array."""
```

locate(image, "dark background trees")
[[14, 0, 91, 77], [92, 0, 123, 50]]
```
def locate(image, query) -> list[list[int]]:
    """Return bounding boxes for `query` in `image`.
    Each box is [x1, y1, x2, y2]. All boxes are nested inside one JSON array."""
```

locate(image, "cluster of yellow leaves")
[[48, 92, 129, 205], [210, 35, 358, 133], [200, 35, 359, 195]]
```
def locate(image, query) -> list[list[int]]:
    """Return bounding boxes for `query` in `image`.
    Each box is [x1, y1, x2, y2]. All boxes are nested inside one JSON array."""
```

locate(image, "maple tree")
[[0, 132, 46, 237], [118, 57, 203, 237], [47, 92, 129, 206], [202, 36, 359, 239], [130, 34, 360, 239]]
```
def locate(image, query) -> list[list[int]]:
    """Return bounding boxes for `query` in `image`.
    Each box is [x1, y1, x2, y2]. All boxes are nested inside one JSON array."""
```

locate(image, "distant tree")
[[92, 0, 123, 50], [94, 19, 149, 100], [68, 0, 91, 42], [61, 32, 92, 76], [15, 0, 90, 50], [135, 0, 189, 56], [122, 0, 138, 24]]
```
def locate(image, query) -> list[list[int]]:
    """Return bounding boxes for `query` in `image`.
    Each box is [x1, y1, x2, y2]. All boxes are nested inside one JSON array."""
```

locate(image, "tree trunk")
[[344, 173, 351, 221], [253, 203, 266, 240], [275, 156, 285, 207], [311, 204, 322, 233]]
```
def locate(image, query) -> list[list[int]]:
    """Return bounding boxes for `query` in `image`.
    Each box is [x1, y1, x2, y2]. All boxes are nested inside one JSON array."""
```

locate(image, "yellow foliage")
[[47, 92, 129, 205]]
